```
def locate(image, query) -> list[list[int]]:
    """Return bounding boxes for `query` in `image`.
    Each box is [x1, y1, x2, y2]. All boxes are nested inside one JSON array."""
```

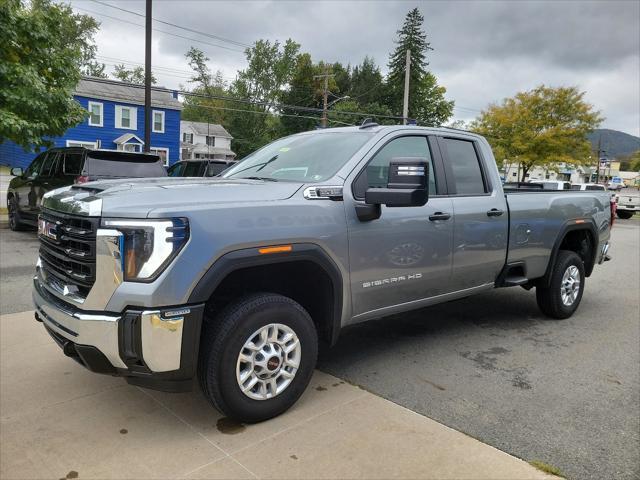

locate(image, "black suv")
[[7, 147, 166, 231], [166, 159, 237, 177]]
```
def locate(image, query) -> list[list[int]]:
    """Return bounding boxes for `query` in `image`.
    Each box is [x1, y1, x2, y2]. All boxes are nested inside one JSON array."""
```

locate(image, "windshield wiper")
[[243, 176, 279, 182]]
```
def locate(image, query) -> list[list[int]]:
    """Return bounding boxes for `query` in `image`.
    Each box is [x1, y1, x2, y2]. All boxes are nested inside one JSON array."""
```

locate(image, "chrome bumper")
[[33, 274, 191, 373], [33, 275, 126, 369]]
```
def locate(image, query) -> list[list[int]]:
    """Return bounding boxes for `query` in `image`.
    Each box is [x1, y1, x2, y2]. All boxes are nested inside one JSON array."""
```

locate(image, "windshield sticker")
[[278, 147, 291, 152]]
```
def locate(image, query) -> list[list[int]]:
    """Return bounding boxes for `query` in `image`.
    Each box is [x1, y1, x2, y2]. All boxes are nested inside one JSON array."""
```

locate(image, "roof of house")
[[113, 133, 144, 145], [74, 77, 183, 110], [181, 121, 233, 138]]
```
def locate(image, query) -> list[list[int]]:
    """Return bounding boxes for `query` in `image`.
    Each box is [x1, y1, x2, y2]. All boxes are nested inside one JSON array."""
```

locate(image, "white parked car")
[[571, 183, 606, 191], [607, 177, 625, 191], [529, 180, 572, 190], [615, 191, 640, 219]]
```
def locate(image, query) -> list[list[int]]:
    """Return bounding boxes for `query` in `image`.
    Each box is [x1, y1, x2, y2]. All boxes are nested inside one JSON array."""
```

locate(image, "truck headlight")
[[102, 218, 189, 282]]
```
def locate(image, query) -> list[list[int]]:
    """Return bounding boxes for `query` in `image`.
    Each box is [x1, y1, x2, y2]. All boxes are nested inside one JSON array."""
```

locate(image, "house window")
[[182, 133, 194, 143], [115, 105, 137, 129], [153, 110, 165, 133], [206, 136, 215, 147], [87, 101, 103, 127], [66, 140, 98, 149], [151, 147, 169, 166], [512, 172, 517, 177], [122, 144, 140, 152], [181, 148, 191, 160]]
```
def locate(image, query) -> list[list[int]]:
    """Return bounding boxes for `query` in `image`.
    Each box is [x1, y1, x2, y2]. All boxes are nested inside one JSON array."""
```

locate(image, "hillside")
[[588, 129, 640, 159]]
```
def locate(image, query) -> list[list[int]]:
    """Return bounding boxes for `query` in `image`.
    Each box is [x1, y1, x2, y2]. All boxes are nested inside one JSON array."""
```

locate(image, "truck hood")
[[43, 177, 304, 218]]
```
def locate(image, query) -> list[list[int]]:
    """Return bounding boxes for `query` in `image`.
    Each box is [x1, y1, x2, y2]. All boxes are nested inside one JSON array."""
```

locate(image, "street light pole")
[[143, 0, 152, 153]]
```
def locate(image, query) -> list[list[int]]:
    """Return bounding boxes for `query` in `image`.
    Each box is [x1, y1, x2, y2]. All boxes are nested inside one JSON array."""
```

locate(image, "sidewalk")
[[1, 311, 556, 479]]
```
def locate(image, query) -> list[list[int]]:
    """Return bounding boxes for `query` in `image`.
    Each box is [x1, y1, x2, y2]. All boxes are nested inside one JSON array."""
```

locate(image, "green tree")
[[350, 56, 384, 106], [0, 0, 101, 150], [279, 53, 322, 135], [386, 8, 453, 125], [113, 64, 156, 85], [182, 47, 230, 126], [627, 150, 640, 172], [82, 60, 107, 78], [471, 85, 603, 181]]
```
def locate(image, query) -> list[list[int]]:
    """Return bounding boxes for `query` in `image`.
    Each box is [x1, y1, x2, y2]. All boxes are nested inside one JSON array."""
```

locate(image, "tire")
[[536, 250, 585, 319], [616, 210, 633, 220], [7, 197, 26, 231], [198, 293, 318, 423]]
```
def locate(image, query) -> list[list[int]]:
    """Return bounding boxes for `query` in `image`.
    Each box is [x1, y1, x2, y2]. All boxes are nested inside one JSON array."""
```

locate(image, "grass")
[[529, 460, 564, 477]]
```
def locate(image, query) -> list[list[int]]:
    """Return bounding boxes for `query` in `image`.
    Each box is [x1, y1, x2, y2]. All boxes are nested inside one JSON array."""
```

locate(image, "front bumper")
[[33, 274, 205, 392]]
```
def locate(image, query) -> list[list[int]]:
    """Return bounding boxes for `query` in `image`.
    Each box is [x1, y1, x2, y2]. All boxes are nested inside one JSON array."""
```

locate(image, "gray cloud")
[[74, 0, 640, 135]]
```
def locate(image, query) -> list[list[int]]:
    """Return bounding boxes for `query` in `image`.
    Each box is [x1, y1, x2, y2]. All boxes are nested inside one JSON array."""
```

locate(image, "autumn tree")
[[471, 85, 603, 181], [0, 0, 101, 150]]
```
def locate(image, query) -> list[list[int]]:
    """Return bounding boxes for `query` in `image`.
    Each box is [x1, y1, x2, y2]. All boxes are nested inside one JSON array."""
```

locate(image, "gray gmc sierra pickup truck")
[[33, 125, 614, 422]]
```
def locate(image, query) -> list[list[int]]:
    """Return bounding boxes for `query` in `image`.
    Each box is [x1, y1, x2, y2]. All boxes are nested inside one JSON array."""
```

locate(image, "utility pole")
[[143, 0, 152, 153], [314, 66, 334, 128], [402, 49, 411, 125]]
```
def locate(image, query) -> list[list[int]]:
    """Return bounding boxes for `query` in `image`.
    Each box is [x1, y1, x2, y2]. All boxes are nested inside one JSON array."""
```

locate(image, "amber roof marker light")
[[258, 245, 293, 255]]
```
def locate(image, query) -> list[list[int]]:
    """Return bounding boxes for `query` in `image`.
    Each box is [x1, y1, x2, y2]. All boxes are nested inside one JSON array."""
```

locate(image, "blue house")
[[0, 77, 182, 168]]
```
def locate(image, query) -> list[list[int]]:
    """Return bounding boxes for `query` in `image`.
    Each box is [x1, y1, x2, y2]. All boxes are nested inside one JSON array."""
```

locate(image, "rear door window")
[[85, 157, 167, 178], [442, 138, 486, 195], [63, 153, 84, 176]]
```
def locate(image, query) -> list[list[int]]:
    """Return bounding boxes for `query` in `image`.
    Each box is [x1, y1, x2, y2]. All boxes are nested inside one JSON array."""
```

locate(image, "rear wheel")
[[616, 210, 633, 220], [7, 197, 26, 231], [198, 293, 318, 423], [536, 250, 585, 319]]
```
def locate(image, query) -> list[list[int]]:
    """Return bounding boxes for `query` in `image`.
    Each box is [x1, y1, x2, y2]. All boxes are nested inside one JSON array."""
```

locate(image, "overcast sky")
[[70, 0, 640, 136]]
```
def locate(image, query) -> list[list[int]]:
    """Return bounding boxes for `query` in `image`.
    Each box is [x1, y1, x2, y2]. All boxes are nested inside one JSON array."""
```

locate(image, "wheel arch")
[[188, 244, 344, 345], [540, 221, 598, 287]]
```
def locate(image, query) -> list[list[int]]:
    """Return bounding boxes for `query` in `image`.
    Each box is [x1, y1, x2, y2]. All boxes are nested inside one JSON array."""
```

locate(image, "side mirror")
[[10, 167, 23, 177], [365, 158, 429, 207]]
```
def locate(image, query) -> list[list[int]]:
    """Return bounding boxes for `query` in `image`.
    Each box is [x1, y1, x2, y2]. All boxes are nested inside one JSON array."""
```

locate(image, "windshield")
[[222, 132, 374, 182]]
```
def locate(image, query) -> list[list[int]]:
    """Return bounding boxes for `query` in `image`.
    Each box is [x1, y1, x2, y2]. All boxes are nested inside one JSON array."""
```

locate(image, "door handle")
[[487, 208, 504, 217], [429, 212, 451, 221]]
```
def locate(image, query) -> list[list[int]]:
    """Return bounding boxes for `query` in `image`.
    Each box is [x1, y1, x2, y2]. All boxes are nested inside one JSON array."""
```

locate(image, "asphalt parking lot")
[[320, 217, 640, 480], [1, 217, 638, 480]]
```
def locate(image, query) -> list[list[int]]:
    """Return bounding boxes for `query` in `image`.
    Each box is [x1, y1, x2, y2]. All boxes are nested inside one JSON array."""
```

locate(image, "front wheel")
[[617, 210, 634, 220], [536, 250, 585, 319], [198, 293, 318, 423]]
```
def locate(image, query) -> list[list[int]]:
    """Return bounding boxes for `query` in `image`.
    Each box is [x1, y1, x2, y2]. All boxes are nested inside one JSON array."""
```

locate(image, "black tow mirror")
[[365, 158, 429, 207], [10, 167, 23, 177]]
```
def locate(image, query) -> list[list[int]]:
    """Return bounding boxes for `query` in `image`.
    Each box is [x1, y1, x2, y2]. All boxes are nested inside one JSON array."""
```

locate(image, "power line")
[[84, 76, 406, 120], [74, 6, 245, 53], [89, 0, 250, 48]]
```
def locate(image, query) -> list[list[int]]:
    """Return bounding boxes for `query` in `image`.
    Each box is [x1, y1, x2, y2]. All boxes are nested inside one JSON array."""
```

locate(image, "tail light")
[[610, 198, 617, 227], [75, 175, 89, 184]]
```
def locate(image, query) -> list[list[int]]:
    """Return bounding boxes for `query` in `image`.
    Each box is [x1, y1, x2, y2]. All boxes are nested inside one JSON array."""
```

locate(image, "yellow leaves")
[[472, 85, 603, 169]]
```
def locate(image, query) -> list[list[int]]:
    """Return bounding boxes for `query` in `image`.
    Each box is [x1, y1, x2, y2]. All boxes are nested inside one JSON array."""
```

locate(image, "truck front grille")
[[39, 209, 100, 297]]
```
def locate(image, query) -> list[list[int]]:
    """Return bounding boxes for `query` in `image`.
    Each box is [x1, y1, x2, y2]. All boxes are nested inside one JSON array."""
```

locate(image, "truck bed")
[[505, 190, 611, 280]]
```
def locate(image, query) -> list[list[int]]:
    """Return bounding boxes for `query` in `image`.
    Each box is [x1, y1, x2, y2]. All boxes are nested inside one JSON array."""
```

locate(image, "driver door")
[[344, 134, 454, 319]]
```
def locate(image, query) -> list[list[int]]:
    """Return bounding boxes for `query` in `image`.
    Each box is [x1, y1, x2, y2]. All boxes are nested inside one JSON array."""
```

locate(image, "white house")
[[180, 121, 235, 161]]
